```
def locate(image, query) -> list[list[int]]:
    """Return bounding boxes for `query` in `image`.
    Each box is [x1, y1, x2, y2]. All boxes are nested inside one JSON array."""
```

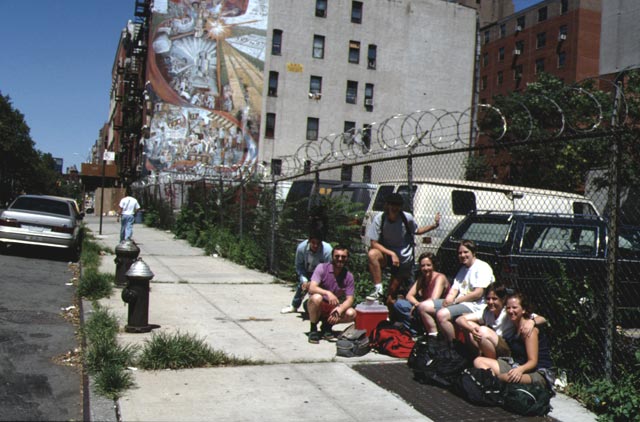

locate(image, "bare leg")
[[308, 293, 323, 324], [367, 248, 386, 286], [418, 300, 438, 334], [436, 308, 456, 342]]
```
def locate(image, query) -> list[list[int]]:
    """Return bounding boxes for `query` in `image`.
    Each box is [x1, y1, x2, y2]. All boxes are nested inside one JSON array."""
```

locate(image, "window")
[[271, 29, 282, 55], [559, 25, 568, 41], [514, 64, 523, 82], [348, 40, 360, 64], [270, 159, 282, 176], [515, 40, 524, 55], [561, 0, 568, 14], [558, 51, 566, 68], [340, 164, 353, 182], [303, 160, 311, 173], [363, 165, 372, 183], [538, 6, 547, 22], [268, 71, 278, 96], [346, 80, 358, 104], [364, 83, 374, 109], [265, 113, 276, 138], [498, 47, 505, 62], [344, 121, 356, 135], [497, 71, 503, 86], [362, 124, 371, 150], [309, 75, 322, 94], [500, 24, 506, 38], [481, 75, 487, 90], [351, 1, 363, 24], [536, 32, 546, 49], [535, 58, 545, 74], [315, 0, 327, 17], [367, 44, 377, 69], [313, 34, 325, 59], [484, 30, 490, 44], [458, 221, 510, 245], [516, 16, 525, 31], [482, 53, 489, 67], [306, 117, 319, 140]]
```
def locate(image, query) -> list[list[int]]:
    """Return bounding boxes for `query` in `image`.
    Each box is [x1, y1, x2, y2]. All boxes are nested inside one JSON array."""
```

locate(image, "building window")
[[514, 64, 523, 81], [538, 6, 547, 22], [497, 71, 503, 86], [561, 0, 568, 14], [535, 58, 545, 74], [498, 47, 505, 62], [500, 24, 506, 38], [268, 71, 278, 96], [265, 113, 276, 138], [367, 44, 377, 69], [346, 80, 358, 104], [351, 1, 363, 24], [558, 51, 566, 68], [515, 40, 524, 56], [362, 124, 371, 150], [306, 117, 319, 140], [348, 40, 361, 64], [344, 121, 356, 136], [536, 32, 546, 49], [484, 30, 490, 44], [363, 165, 372, 183], [516, 16, 525, 31], [304, 160, 311, 173], [310, 75, 322, 95], [341, 164, 353, 182], [313, 35, 325, 59], [482, 53, 489, 67], [315, 0, 327, 17], [364, 83, 374, 109], [272, 29, 282, 55], [559, 25, 568, 41], [481, 75, 487, 90], [270, 159, 282, 176]]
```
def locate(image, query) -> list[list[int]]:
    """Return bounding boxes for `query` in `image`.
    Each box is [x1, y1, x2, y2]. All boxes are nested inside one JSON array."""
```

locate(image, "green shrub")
[[93, 365, 135, 400], [77, 268, 113, 300]]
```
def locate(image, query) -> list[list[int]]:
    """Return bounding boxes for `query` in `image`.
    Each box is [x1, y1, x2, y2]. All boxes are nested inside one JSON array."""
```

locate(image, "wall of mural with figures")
[[145, 0, 267, 177]]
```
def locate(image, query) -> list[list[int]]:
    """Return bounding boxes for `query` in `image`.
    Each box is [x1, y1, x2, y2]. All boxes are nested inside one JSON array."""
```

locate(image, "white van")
[[361, 178, 599, 256]]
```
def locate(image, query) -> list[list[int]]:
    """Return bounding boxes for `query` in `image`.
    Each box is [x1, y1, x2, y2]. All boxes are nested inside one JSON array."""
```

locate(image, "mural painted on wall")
[[145, 0, 267, 177]]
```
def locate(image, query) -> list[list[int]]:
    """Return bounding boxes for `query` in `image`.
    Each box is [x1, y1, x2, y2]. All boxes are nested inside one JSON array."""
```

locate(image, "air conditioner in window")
[[516, 25, 523, 32], [365, 99, 374, 106], [558, 33, 567, 41], [513, 49, 522, 56]]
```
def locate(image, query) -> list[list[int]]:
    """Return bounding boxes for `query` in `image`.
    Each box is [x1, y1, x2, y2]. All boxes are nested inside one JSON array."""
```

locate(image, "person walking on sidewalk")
[[307, 245, 356, 344], [366, 192, 440, 305], [118, 187, 141, 242], [281, 232, 333, 314]]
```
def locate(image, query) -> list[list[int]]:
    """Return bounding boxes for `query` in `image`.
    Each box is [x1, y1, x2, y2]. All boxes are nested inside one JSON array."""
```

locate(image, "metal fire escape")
[[117, 0, 151, 185]]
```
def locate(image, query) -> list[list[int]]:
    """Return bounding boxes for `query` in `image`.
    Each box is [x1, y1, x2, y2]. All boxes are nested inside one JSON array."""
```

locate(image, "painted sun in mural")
[[205, 17, 232, 39]]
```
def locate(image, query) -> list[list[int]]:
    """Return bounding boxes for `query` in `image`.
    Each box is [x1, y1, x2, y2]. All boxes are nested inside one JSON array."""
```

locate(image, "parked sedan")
[[0, 195, 84, 260]]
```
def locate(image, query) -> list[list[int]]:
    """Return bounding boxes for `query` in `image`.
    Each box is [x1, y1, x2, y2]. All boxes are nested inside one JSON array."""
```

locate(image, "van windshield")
[[371, 186, 394, 211]]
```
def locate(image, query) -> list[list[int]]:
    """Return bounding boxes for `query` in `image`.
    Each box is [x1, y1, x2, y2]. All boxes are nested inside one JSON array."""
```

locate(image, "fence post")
[[219, 173, 224, 228], [604, 78, 624, 380], [239, 170, 244, 239], [270, 177, 278, 274], [407, 148, 414, 212]]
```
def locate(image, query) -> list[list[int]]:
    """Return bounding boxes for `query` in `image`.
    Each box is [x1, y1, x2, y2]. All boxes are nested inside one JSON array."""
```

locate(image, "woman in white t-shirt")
[[434, 240, 495, 342]]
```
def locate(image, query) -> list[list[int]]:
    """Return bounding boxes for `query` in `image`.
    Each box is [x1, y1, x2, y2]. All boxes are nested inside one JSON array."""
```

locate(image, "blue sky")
[[0, 0, 541, 174], [0, 1, 134, 173]]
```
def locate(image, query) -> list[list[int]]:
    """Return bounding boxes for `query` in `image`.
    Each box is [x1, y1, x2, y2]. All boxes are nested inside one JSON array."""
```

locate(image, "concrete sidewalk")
[[83, 215, 596, 422]]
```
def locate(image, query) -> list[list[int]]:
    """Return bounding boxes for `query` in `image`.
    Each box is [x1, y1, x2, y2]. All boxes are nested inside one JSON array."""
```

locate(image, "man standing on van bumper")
[[366, 193, 440, 305]]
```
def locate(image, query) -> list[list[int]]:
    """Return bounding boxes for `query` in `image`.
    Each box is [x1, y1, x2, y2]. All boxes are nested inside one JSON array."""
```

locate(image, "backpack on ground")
[[451, 367, 506, 407], [502, 382, 553, 416], [369, 320, 415, 358], [336, 324, 370, 357], [407, 336, 471, 387]]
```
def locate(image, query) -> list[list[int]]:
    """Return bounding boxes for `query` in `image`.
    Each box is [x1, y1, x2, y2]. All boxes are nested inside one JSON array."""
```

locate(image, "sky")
[[0, 0, 135, 173], [0, 0, 541, 175]]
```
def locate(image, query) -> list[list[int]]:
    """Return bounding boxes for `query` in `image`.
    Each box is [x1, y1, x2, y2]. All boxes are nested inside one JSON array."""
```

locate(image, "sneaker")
[[366, 289, 383, 302], [308, 330, 321, 344], [321, 324, 336, 342], [280, 305, 297, 314]]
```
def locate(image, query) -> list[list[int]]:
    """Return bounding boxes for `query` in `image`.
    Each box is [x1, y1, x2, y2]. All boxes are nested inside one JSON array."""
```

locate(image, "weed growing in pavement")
[[80, 230, 112, 270], [137, 331, 259, 370], [77, 268, 113, 301], [93, 364, 135, 400]]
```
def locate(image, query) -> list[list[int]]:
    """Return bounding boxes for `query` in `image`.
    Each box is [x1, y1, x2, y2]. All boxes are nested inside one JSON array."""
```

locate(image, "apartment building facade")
[[258, 0, 477, 181]]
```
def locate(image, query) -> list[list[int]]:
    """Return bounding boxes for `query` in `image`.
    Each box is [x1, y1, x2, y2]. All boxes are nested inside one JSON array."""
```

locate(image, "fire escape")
[[116, 0, 151, 185]]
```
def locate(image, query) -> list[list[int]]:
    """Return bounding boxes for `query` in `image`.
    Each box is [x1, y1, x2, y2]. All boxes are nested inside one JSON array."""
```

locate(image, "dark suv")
[[436, 212, 640, 328]]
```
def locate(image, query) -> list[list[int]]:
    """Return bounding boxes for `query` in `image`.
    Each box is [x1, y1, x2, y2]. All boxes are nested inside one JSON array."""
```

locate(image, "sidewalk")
[[83, 215, 596, 422]]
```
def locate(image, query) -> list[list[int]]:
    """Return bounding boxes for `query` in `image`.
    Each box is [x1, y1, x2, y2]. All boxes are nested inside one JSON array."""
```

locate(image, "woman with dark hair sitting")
[[474, 291, 554, 388]]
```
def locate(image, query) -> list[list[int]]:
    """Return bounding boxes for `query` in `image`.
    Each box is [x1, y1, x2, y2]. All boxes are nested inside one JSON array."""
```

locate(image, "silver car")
[[0, 194, 84, 260]]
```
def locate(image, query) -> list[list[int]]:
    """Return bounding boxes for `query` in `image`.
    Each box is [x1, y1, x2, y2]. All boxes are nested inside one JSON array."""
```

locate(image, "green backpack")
[[502, 382, 553, 416]]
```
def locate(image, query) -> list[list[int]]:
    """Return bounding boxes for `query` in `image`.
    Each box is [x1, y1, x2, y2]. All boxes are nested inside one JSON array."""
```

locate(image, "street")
[[0, 247, 83, 421]]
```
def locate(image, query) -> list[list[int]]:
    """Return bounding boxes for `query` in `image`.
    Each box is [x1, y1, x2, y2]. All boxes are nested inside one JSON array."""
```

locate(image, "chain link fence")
[[132, 73, 640, 387]]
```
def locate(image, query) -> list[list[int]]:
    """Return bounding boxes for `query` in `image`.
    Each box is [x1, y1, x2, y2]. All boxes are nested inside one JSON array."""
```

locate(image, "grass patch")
[[137, 331, 258, 370], [80, 230, 111, 270], [93, 365, 135, 400], [77, 268, 113, 300]]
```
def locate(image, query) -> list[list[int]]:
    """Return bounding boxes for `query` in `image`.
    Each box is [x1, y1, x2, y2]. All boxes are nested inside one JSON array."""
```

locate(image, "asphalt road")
[[0, 246, 83, 421]]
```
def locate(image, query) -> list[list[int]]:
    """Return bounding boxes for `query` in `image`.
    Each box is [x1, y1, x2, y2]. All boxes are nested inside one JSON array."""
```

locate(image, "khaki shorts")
[[496, 336, 511, 358], [497, 357, 547, 387]]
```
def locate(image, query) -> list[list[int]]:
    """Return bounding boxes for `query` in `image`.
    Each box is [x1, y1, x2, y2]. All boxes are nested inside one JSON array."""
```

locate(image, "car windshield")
[[619, 226, 640, 257], [11, 197, 71, 216], [456, 220, 511, 246]]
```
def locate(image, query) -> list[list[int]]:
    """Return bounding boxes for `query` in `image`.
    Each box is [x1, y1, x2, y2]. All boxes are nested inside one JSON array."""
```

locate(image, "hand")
[[506, 367, 525, 383], [325, 291, 339, 306], [301, 282, 310, 292], [472, 326, 483, 342], [520, 319, 536, 338], [434, 212, 441, 226], [390, 253, 400, 267], [328, 307, 341, 324]]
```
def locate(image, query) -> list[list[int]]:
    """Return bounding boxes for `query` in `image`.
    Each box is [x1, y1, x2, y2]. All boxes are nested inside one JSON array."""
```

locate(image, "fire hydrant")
[[121, 258, 159, 333], [114, 240, 140, 287]]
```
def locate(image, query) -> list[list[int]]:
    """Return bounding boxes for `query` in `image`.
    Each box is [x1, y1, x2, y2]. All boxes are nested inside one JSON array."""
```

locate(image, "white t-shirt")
[[451, 258, 494, 312], [119, 196, 140, 216], [471, 307, 515, 339]]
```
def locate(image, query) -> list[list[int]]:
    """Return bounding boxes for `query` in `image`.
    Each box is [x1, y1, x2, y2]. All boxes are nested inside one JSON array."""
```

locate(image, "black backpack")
[[452, 367, 506, 407], [502, 382, 553, 416], [336, 325, 370, 357], [407, 336, 471, 387]]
